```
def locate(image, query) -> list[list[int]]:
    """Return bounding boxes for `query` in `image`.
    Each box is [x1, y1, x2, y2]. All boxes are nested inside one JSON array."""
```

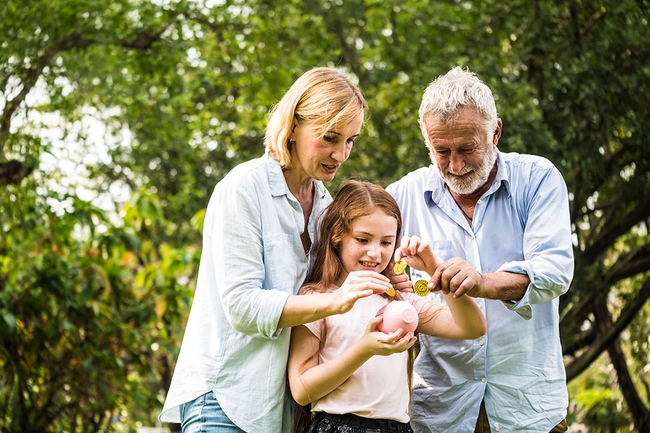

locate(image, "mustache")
[[445, 165, 475, 176]]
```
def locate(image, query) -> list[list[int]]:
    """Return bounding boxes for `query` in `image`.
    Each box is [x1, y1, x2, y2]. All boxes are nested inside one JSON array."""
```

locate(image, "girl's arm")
[[416, 294, 486, 339], [287, 318, 417, 406], [396, 236, 486, 339]]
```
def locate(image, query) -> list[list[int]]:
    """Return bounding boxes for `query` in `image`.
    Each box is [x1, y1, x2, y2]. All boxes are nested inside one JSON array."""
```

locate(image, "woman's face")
[[289, 112, 364, 183], [338, 209, 398, 282]]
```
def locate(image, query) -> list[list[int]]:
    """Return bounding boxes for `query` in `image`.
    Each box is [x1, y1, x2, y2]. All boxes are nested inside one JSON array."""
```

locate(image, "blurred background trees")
[[1, 0, 648, 431]]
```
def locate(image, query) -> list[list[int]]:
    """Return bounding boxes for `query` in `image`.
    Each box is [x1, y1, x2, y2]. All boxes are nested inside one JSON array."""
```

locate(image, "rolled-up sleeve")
[[207, 170, 300, 338], [499, 163, 574, 318]]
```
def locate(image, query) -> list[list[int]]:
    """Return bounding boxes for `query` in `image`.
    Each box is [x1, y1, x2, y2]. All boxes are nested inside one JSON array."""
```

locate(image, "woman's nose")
[[331, 142, 351, 162]]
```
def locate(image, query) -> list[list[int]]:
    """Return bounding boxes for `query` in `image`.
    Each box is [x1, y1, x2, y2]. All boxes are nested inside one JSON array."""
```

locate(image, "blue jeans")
[[180, 392, 246, 433]]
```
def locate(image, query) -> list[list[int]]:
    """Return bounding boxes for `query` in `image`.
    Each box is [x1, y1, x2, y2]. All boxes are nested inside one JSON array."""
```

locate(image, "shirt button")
[[494, 422, 500, 431], [481, 377, 486, 382], [479, 339, 485, 346], [477, 199, 483, 204]]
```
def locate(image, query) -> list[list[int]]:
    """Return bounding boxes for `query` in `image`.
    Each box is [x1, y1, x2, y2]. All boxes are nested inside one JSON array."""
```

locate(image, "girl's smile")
[[338, 210, 398, 281]]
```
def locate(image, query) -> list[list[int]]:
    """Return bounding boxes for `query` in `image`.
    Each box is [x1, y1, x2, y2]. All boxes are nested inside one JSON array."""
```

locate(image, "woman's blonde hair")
[[264, 67, 367, 168]]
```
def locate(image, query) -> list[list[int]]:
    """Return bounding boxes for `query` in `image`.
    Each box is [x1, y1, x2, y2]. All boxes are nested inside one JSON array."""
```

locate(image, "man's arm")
[[429, 257, 529, 301]]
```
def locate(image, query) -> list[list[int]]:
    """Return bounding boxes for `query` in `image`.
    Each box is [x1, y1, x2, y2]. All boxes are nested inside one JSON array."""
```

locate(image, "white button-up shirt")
[[160, 152, 331, 433], [387, 151, 574, 433]]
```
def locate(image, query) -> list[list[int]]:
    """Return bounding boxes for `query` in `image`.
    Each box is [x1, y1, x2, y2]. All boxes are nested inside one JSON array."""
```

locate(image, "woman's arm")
[[278, 270, 393, 329]]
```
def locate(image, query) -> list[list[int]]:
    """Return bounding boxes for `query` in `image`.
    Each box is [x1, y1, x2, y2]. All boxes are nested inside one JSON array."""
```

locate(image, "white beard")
[[439, 145, 497, 195]]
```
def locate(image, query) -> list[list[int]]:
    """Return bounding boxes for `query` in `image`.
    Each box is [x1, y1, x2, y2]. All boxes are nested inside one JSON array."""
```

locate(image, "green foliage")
[[568, 356, 633, 432], [2, 0, 650, 431]]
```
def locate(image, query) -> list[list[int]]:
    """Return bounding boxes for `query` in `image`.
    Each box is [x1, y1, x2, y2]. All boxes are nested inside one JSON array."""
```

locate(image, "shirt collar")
[[264, 151, 328, 200]]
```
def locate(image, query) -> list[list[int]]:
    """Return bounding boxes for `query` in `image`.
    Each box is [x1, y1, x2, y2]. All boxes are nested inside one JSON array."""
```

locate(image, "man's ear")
[[493, 119, 503, 146]]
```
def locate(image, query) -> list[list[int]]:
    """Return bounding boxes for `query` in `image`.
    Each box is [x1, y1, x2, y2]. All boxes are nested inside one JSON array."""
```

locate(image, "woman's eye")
[[356, 238, 368, 244]]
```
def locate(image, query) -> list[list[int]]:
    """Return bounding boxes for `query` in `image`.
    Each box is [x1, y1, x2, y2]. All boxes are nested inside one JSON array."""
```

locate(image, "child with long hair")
[[287, 180, 487, 433]]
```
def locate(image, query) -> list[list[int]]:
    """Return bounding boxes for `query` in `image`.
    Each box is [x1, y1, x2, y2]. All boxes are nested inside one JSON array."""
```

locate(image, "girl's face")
[[338, 209, 398, 281]]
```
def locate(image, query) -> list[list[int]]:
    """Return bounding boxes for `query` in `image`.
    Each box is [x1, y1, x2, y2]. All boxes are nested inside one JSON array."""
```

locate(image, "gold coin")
[[413, 279, 430, 297], [393, 258, 407, 275], [386, 287, 396, 297]]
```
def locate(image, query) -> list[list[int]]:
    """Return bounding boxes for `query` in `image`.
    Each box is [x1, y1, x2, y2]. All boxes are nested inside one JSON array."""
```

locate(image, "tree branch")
[[594, 298, 650, 430], [583, 196, 650, 263], [566, 276, 650, 381], [606, 242, 650, 282]]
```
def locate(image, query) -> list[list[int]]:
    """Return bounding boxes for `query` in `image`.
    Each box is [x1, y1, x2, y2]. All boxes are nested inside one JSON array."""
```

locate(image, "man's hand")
[[429, 258, 529, 301], [429, 257, 483, 298]]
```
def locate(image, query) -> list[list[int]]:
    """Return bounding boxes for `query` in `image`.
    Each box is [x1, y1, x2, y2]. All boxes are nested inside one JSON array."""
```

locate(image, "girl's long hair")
[[302, 180, 402, 293], [293, 180, 410, 433]]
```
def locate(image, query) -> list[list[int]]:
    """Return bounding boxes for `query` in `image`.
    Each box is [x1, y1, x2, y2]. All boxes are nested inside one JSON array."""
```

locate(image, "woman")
[[159, 68, 395, 433]]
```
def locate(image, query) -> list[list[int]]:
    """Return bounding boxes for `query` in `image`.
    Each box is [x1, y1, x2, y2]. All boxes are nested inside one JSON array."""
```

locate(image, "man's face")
[[422, 108, 500, 195]]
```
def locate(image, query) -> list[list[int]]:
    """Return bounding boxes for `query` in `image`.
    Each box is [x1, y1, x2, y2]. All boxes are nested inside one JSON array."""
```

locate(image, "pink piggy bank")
[[375, 301, 419, 334]]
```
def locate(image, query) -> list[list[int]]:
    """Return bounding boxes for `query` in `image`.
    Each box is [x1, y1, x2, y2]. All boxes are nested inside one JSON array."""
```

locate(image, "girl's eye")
[[324, 135, 338, 143], [381, 241, 394, 247], [355, 238, 368, 244]]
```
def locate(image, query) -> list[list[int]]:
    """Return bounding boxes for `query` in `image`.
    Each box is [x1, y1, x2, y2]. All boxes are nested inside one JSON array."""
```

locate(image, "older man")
[[387, 67, 574, 433]]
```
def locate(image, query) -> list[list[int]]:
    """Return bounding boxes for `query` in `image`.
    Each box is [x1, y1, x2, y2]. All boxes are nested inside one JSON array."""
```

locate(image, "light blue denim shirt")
[[387, 151, 574, 433], [160, 152, 332, 433]]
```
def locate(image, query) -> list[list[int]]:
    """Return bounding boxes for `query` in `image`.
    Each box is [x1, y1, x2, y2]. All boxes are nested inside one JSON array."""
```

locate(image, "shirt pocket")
[[263, 233, 305, 294], [409, 240, 452, 280], [430, 239, 453, 261]]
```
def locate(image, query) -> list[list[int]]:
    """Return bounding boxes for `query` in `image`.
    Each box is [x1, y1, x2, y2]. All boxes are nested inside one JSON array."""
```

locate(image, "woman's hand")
[[329, 271, 393, 315]]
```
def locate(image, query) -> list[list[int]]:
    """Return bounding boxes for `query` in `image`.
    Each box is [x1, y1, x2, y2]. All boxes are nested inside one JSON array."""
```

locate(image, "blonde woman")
[[159, 68, 397, 433]]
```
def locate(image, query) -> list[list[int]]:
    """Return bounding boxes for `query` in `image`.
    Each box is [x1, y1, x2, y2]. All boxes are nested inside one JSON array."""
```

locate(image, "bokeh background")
[[1, 0, 649, 431]]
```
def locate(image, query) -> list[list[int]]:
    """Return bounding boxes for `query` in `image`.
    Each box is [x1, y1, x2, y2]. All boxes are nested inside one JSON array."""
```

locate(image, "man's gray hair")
[[419, 66, 498, 131]]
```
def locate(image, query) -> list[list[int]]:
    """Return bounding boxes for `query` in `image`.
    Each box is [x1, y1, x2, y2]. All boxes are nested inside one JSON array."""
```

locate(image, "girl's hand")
[[361, 316, 417, 356], [330, 271, 393, 315], [387, 267, 413, 293], [394, 236, 440, 276]]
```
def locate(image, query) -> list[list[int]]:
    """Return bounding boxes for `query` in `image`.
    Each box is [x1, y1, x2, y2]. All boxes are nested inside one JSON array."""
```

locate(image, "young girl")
[[287, 180, 487, 433]]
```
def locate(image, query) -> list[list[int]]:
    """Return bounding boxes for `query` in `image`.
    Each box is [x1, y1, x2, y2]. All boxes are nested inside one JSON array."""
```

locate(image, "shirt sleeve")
[[207, 178, 291, 339], [498, 163, 574, 319]]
